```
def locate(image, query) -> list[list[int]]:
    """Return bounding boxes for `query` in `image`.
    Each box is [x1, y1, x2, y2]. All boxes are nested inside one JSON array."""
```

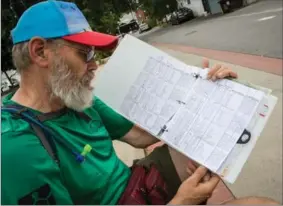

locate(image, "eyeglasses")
[[59, 43, 96, 62]]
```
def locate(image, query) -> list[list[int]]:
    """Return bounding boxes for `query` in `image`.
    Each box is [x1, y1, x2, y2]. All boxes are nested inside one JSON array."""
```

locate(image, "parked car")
[[1, 71, 20, 95], [170, 8, 195, 25], [139, 22, 151, 33], [218, 0, 232, 13], [118, 20, 139, 34], [1, 81, 10, 94], [218, 0, 243, 13]]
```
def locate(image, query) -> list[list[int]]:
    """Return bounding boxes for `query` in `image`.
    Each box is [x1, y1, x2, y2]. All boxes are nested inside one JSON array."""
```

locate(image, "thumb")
[[202, 58, 209, 69]]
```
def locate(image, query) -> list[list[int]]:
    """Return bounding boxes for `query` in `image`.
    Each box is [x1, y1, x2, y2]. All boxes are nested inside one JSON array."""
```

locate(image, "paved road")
[[138, 0, 283, 59]]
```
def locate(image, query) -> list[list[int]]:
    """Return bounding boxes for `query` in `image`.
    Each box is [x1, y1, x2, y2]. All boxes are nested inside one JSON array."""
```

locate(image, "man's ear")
[[28, 37, 50, 68]]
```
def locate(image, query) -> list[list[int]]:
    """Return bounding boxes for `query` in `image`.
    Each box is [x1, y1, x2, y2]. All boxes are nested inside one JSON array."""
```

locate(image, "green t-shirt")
[[1, 93, 134, 205]]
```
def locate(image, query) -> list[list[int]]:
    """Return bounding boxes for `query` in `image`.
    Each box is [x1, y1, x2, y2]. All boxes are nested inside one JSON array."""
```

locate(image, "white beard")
[[49, 56, 95, 111]]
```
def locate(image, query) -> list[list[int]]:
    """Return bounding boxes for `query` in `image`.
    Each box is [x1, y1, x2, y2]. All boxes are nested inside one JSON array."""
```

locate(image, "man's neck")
[[11, 79, 65, 113]]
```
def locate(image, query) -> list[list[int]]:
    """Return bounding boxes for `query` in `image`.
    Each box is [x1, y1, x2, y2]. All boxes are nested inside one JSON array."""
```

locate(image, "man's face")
[[48, 40, 97, 111]]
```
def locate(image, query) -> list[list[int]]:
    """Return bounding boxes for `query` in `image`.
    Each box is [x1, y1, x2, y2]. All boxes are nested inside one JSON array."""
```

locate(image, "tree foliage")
[[1, 0, 177, 73], [139, 0, 177, 20]]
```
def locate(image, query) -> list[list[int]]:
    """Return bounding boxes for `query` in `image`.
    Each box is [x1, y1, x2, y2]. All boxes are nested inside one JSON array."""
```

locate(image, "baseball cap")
[[11, 0, 118, 49]]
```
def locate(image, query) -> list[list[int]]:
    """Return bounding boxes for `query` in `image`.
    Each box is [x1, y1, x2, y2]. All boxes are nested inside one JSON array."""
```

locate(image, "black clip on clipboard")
[[237, 129, 251, 144]]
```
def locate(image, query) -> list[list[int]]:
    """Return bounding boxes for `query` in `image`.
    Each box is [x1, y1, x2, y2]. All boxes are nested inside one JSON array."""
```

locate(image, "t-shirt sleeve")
[[93, 97, 134, 140], [1, 132, 73, 205]]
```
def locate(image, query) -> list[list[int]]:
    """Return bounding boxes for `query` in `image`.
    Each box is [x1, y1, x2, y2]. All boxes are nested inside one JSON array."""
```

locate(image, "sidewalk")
[[112, 47, 282, 203]]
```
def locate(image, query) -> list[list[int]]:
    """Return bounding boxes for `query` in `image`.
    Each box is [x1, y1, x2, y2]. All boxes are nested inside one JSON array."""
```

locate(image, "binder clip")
[[192, 72, 200, 79], [193, 73, 200, 79], [237, 129, 251, 144]]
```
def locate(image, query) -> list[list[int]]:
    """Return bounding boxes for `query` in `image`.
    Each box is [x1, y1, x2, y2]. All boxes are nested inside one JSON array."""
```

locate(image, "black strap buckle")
[[237, 129, 251, 144], [12, 107, 29, 119]]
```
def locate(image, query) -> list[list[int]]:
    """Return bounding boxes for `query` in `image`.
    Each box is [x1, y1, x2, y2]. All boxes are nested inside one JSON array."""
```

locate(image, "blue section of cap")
[[11, 0, 91, 44]]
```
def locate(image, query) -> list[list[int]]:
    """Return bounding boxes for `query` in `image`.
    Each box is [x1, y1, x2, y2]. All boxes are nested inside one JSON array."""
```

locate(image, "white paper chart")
[[120, 55, 264, 173], [120, 56, 198, 135], [95, 34, 277, 183], [162, 78, 264, 172]]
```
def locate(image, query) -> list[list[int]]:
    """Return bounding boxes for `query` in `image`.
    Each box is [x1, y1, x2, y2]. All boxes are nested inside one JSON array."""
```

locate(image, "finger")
[[188, 161, 210, 182], [200, 174, 221, 193], [202, 58, 210, 69], [211, 66, 227, 81], [203, 172, 211, 182], [213, 67, 227, 80], [207, 175, 220, 192], [190, 166, 209, 184], [228, 70, 238, 78], [187, 160, 197, 176], [186, 166, 193, 176], [207, 64, 221, 80], [215, 68, 238, 79]]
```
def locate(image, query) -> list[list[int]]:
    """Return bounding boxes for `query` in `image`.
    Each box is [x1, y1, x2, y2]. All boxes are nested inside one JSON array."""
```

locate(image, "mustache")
[[49, 57, 95, 111], [81, 70, 95, 86]]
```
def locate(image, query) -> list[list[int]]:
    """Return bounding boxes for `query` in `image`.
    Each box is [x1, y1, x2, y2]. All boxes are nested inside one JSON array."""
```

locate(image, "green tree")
[[139, 0, 177, 20], [1, 0, 39, 87], [1, 0, 44, 74]]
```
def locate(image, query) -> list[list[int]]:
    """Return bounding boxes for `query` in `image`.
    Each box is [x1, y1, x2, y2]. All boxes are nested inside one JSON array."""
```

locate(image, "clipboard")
[[193, 69, 277, 183], [217, 94, 277, 183], [192, 69, 257, 145], [94, 34, 277, 184], [193, 68, 267, 145]]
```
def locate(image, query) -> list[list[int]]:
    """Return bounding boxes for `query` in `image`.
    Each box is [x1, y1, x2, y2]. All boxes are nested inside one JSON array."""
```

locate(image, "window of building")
[[187, 0, 191, 4]]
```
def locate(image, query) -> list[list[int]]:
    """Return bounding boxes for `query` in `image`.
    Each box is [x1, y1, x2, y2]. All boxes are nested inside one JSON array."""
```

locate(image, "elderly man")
[[1, 0, 279, 205]]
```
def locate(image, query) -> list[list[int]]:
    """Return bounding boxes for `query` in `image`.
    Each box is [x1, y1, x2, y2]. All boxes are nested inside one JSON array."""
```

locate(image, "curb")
[[153, 43, 283, 76]]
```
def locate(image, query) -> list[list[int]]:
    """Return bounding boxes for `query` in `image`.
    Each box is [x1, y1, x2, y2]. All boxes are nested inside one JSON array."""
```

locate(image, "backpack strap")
[[35, 107, 92, 123], [36, 107, 69, 122], [2, 104, 89, 164], [1, 105, 60, 165]]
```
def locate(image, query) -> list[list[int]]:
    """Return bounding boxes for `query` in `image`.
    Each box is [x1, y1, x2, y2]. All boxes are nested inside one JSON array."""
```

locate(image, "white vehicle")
[[139, 23, 151, 33], [1, 81, 10, 93], [1, 71, 20, 94]]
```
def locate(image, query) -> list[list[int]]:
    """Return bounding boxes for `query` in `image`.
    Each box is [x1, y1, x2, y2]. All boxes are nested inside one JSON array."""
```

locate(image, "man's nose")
[[87, 61, 98, 71]]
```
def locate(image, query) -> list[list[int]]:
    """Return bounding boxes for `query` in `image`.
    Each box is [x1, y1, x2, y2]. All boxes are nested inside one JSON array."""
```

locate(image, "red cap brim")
[[62, 31, 118, 50]]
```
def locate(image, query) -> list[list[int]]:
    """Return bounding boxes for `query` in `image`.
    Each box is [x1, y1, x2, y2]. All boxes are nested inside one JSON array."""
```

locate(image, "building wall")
[[207, 0, 223, 14], [177, 0, 206, 16], [135, 9, 147, 23]]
